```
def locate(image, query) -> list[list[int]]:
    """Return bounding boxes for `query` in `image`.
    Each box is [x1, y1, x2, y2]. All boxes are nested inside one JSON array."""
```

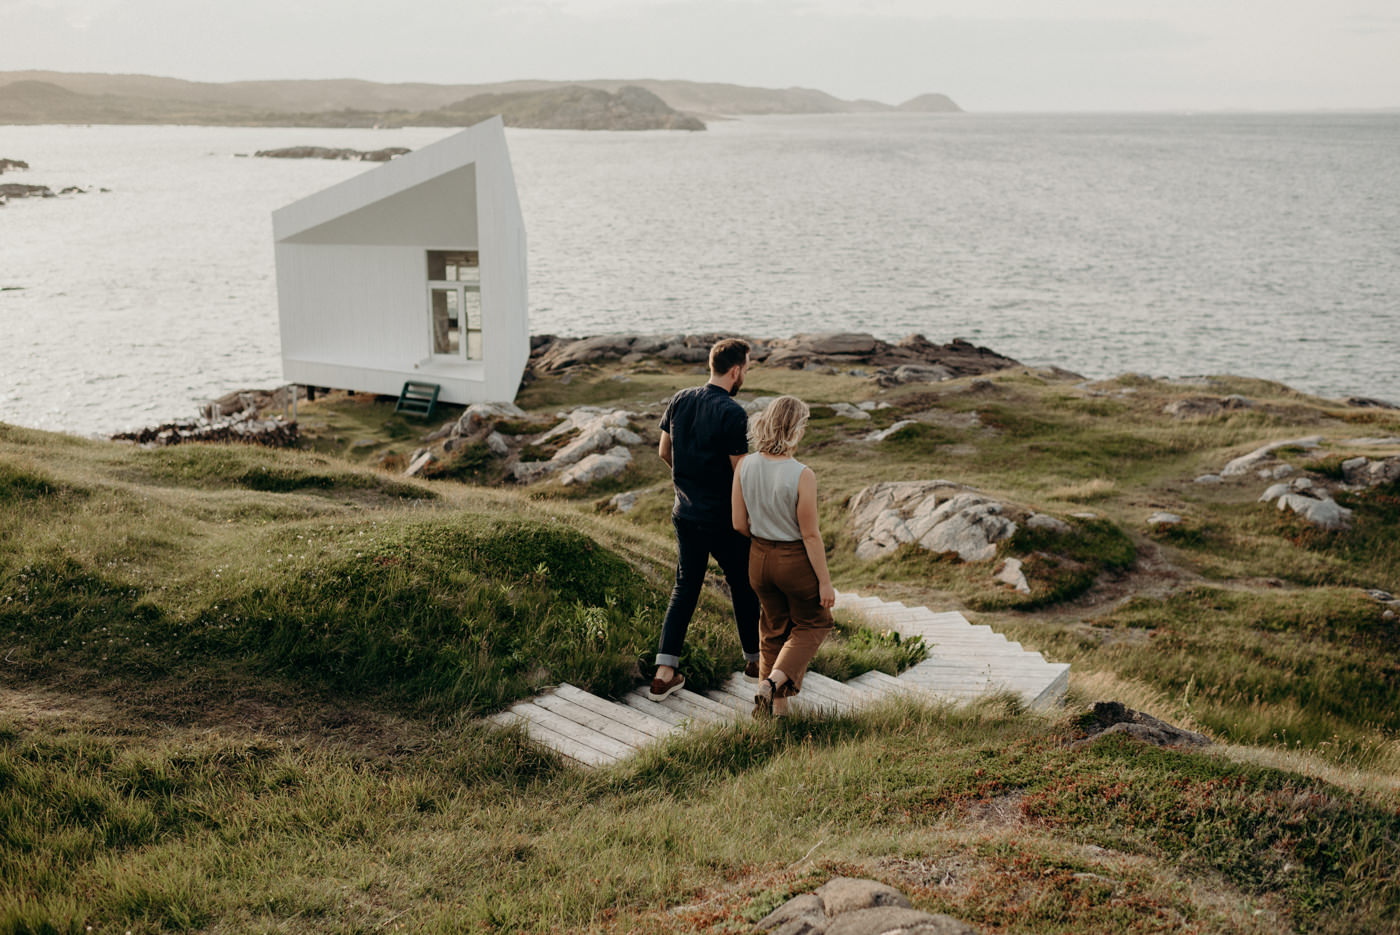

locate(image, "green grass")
[[2, 704, 1395, 934], [4, 361, 1400, 932], [810, 614, 928, 681], [1020, 586, 1400, 767]]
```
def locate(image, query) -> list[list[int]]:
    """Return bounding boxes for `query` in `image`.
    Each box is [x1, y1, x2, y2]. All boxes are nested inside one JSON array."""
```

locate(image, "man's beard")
[[729, 374, 743, 397]]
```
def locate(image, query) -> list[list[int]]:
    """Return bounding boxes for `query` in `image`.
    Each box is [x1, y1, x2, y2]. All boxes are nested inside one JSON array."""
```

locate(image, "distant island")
[[0, 71, 961, 130]]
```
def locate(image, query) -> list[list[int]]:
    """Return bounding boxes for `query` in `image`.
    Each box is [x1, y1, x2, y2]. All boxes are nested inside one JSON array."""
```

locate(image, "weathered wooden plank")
[[786, 677, 851, 711], [846, 671, 907, 697], [705, 689, 752, 715], [802, 671, 878, 707], [663, 690, 733, 724], [507, 702, 632, 762], [621, 692, 693, 727], [532, 693, 655, 751], [491, 708, 616, 767], [554, 684, 675, 740]]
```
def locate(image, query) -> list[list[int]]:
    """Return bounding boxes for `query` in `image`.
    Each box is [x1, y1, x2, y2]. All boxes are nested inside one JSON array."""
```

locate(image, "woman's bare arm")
[[795, 467, 835, 608], [731, 455, 751, 537]]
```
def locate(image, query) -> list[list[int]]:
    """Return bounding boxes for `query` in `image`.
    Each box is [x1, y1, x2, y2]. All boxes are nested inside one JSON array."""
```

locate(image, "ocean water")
[[2, 113, 1398, 437]]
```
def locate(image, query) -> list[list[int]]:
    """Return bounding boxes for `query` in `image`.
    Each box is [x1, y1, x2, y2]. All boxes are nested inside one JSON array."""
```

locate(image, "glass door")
[[427, 251, 481, 361], [430, 287, 461, 357]]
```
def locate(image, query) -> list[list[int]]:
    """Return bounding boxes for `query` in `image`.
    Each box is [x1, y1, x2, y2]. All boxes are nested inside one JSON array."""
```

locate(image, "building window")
[[427, 250, 481, 360]]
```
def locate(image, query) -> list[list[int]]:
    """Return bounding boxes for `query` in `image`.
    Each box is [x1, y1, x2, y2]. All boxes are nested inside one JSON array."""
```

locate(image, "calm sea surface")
[[2, 114, 1398, 437]]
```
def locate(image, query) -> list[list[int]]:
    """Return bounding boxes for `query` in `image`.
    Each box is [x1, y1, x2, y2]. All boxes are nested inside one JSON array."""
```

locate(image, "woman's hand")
[[819, 581, 836, 609]]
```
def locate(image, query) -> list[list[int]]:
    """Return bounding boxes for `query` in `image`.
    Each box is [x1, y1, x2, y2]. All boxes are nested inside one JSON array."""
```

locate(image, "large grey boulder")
[[850, 481, 1018, 562], [827, 907, 978, 935], [536, 407, 643, 466], [1259, 477, 1352, 530], [815, 878, 912, 915], [453, 400, 528, 438], [559, 446, 632, 486], [756, 893, 825, 934], [534, 334, 640, 371]]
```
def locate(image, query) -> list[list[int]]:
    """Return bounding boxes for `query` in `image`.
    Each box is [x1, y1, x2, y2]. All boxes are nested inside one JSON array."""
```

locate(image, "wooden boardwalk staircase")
[[488, 591, 1070, 768]]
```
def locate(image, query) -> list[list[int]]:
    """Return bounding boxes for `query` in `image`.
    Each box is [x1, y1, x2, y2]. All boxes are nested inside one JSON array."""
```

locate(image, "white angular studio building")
[[272, 117, 528, 404]]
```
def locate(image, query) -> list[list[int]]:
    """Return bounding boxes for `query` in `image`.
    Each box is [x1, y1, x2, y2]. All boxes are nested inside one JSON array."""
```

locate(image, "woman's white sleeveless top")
[[739, 455, 807, 541]]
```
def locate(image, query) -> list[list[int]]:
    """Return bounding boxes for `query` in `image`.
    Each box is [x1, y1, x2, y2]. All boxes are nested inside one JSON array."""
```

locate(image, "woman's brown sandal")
[[753, 677, 776, 718]]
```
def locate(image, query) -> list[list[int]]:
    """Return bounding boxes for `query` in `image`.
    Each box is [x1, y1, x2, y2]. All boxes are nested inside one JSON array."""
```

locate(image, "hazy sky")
[[4, 0, 1398, 111]]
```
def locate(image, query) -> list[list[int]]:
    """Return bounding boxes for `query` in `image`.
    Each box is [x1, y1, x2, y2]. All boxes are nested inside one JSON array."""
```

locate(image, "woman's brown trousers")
[[748, 536, 833, 694]]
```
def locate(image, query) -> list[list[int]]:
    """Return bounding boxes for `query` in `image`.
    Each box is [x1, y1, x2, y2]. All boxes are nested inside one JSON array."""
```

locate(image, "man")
[[648, 337, 762, 700]]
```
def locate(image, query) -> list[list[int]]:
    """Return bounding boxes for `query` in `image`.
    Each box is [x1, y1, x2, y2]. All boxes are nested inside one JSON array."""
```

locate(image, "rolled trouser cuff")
[[654, 653, 680, 669]]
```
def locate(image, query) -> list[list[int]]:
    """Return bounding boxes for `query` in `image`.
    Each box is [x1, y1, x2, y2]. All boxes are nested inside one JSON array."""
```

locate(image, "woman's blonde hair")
[[750, 395, 810, 455]]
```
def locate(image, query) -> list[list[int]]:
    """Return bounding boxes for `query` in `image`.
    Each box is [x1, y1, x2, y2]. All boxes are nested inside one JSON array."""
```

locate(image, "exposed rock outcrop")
[[1163, 395, 1254, 419], [511, 407, 644, 484], [1344, 396, 1399, 410], [1077, 701, 1211, 748], [849, 481, 1020, 562], [1220, 436, 1323, 477], [0, 158, 29, 173], [1259, 477, 1352, 530], [1340, 455, 1400, 488], [111, 408, 298, 448], [757, 877, 977, 935], [527, 332, 1020, 384]]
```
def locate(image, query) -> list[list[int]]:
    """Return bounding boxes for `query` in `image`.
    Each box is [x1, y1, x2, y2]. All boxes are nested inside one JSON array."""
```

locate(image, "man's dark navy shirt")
[[660, 383, 749, 526]]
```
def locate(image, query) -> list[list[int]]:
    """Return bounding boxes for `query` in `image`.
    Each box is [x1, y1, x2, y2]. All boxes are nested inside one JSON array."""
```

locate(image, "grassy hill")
[[1, 358, 1397, 932]]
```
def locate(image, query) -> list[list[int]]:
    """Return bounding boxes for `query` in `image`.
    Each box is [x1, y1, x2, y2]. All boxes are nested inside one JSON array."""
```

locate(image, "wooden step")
[[802, 671, 879, 707], [554, 684, 675, 740], [620, 692, 692, 727], [487, 591, 1070, 767], [846, 669, 908, 697], [492, 704, 627, 766], [532, 691, 657, 751]]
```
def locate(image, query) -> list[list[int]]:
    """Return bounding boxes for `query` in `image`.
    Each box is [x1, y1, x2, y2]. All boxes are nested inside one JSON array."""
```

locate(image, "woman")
[[732, 395, 836, 717]]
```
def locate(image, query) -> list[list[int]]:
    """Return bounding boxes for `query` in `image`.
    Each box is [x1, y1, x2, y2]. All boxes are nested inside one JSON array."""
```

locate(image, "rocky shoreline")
[[528, 331, 1025, 386], [0, 157, 106, 204], [252, 146, 411, 162]]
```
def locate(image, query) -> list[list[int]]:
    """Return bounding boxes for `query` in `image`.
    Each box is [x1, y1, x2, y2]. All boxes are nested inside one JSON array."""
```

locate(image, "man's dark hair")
[[709, 338, 751, 376]]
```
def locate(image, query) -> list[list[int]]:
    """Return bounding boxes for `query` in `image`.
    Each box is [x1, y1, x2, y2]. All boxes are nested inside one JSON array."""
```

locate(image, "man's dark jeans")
[[655, 516, 761, 668]]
